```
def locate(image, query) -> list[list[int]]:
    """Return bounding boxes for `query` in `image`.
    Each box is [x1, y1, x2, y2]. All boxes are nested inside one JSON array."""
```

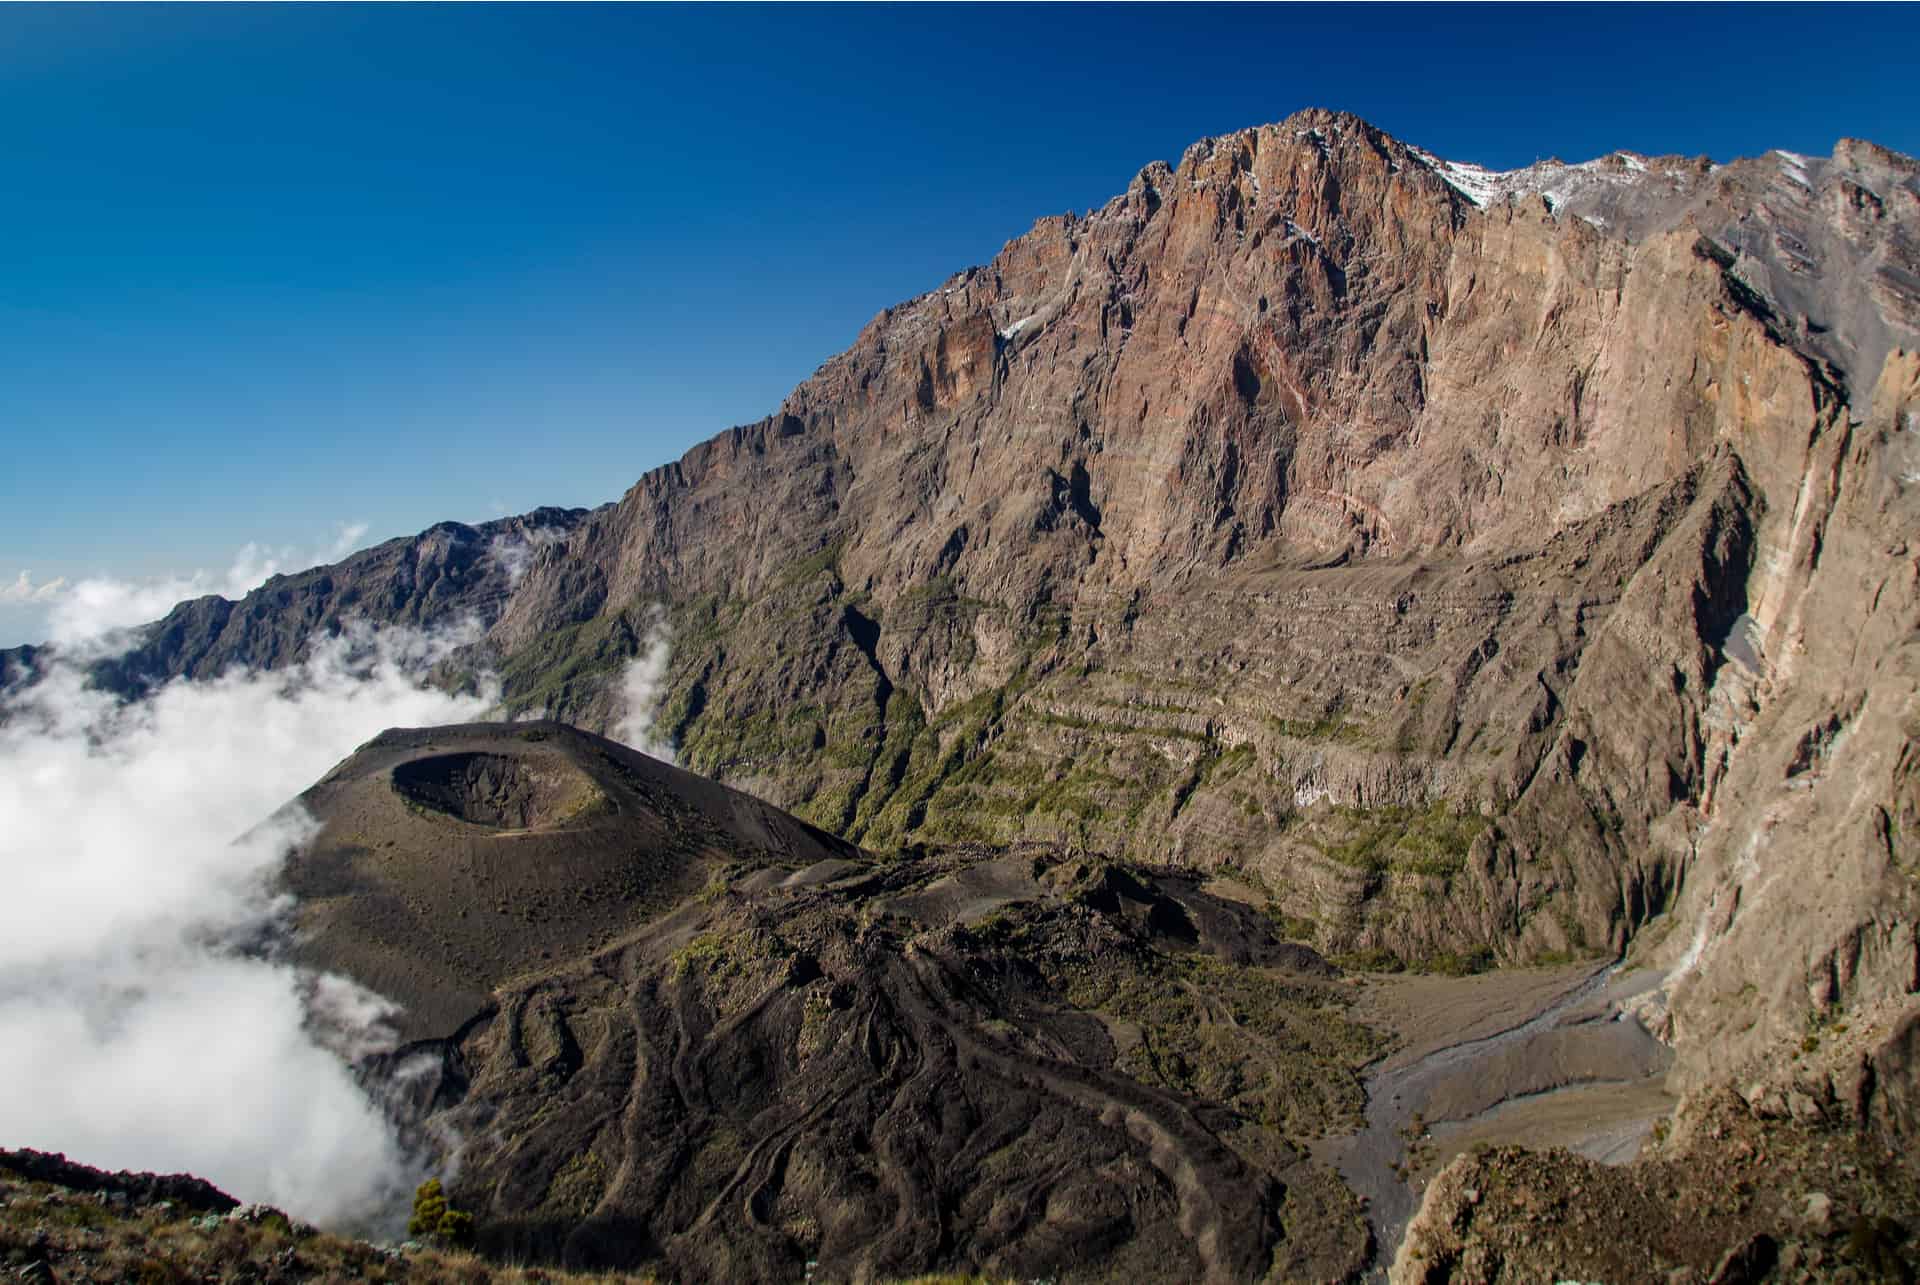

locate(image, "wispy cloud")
[[32, 522, 373, 653], [222, 522, 372, 593], [0, 620, 495, 1228], [612, 607, 677, 763], [486, 524, 569, 589], [0, 570, 67, 604], [317, 521, 371, 565]]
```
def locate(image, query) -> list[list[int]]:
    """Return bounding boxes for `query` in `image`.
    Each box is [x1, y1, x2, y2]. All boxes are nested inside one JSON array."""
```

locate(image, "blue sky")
[[3, 2, 1917, 644]]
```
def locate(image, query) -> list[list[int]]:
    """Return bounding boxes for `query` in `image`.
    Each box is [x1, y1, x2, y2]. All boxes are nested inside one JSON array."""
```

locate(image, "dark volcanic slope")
[[283, 721, 860, 1039], [383, 843, 1381, 1284], [285, 726, 1386, 1281]]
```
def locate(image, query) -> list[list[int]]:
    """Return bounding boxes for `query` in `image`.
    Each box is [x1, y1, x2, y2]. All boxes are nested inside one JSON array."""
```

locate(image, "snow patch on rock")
[[1409, 147, 1673, 214]]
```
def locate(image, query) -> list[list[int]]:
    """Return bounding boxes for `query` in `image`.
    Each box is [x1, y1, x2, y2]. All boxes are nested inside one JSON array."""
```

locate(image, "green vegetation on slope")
[[1062, 950, 1383, 1138]]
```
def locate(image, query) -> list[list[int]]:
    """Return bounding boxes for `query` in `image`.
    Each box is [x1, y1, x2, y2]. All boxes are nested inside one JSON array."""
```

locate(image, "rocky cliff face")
[[15, 110, 1920, 1134], [482, 110, 1916, 1000]]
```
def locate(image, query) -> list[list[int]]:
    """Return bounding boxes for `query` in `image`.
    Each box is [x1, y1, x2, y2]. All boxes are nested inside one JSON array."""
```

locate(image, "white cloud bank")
[[0, 619, 494, 1228], [12, 522, 371, 653]]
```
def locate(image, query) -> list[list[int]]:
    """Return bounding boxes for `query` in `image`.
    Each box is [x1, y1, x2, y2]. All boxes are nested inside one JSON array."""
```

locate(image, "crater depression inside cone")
[[390, 751, 594, 829]]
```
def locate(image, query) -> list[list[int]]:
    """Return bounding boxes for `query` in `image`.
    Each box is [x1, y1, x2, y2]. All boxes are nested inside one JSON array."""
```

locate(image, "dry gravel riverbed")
[[1318, 962, 1674, 1278]]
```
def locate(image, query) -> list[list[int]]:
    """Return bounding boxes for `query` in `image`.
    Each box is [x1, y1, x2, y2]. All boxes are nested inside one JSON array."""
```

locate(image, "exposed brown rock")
[[1391, 1089, 1920, 1284]]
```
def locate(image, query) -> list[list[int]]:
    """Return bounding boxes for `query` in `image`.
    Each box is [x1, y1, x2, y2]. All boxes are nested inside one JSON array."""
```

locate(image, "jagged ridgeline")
[[11, 107, 1920, 1159]]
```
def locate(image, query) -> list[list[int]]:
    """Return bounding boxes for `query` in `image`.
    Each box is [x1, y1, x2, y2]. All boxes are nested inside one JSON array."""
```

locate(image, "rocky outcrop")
[[0, 1147, 639, 1283], [0, 641, 38, 693], [1633, 349, 1920, 1099], [1866, 1008, 1920, 1143], [1391, 1088, 1920, 1283], [0, 1148, 239, 1215]]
